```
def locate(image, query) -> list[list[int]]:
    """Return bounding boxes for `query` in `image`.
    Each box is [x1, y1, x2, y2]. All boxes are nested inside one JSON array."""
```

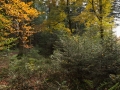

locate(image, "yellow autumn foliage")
[[74, 0, 114, 30], [1, 0, 40, 48]]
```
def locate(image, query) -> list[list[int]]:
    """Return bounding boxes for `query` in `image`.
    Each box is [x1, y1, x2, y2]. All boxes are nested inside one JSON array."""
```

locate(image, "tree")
[[0, 4, 15, 50], [74, 0, 114, 40], [33, 0, 85, 34], [38, 0, 70, 33], [112, 0, 120, 18], [2, 0, 40, 55]]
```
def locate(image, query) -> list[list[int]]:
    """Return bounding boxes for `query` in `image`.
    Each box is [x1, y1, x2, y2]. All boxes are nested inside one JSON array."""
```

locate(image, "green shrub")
[[52, 33, 120, 89], [8, 48, 63, 90]]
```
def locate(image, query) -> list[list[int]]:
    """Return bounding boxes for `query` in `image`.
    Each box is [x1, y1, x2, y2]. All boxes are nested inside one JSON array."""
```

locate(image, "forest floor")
[[0, 51, 18, 89], [0, 56, 9, 89]]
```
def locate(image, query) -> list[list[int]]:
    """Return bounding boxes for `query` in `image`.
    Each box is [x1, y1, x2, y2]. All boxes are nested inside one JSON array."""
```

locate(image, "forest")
[[0, 0, 120, 90]]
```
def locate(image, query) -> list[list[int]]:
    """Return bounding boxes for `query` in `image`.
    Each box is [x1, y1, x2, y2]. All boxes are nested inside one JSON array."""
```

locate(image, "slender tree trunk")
[[66, 0, 72, 32], [17, 22, 26, 58], [100, 21, 104, 42], [99, 0, 104, 69], [17, 32, 24, 58], [99, 0, 104, 40]]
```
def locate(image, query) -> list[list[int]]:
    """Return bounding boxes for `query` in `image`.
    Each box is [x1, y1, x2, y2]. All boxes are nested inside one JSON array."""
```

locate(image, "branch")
[[88, 0, 101, 20]]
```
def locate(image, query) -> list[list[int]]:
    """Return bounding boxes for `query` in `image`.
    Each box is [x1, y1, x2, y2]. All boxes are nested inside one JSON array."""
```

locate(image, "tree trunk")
[[17, 22, 26, 58], [99, 0, 104, 41], [17, 32, 25, 58], [66, 0, 72, 32]]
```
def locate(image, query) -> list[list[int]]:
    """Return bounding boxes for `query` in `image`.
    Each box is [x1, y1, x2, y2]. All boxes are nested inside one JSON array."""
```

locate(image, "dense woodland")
[[0, 0, 120, 90]]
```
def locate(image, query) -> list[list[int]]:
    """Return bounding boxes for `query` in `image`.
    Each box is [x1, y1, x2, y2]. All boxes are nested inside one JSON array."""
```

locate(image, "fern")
[[108, 83, 120, 90], [83, 79, 93, 89], [97, 81, 108, 90]]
